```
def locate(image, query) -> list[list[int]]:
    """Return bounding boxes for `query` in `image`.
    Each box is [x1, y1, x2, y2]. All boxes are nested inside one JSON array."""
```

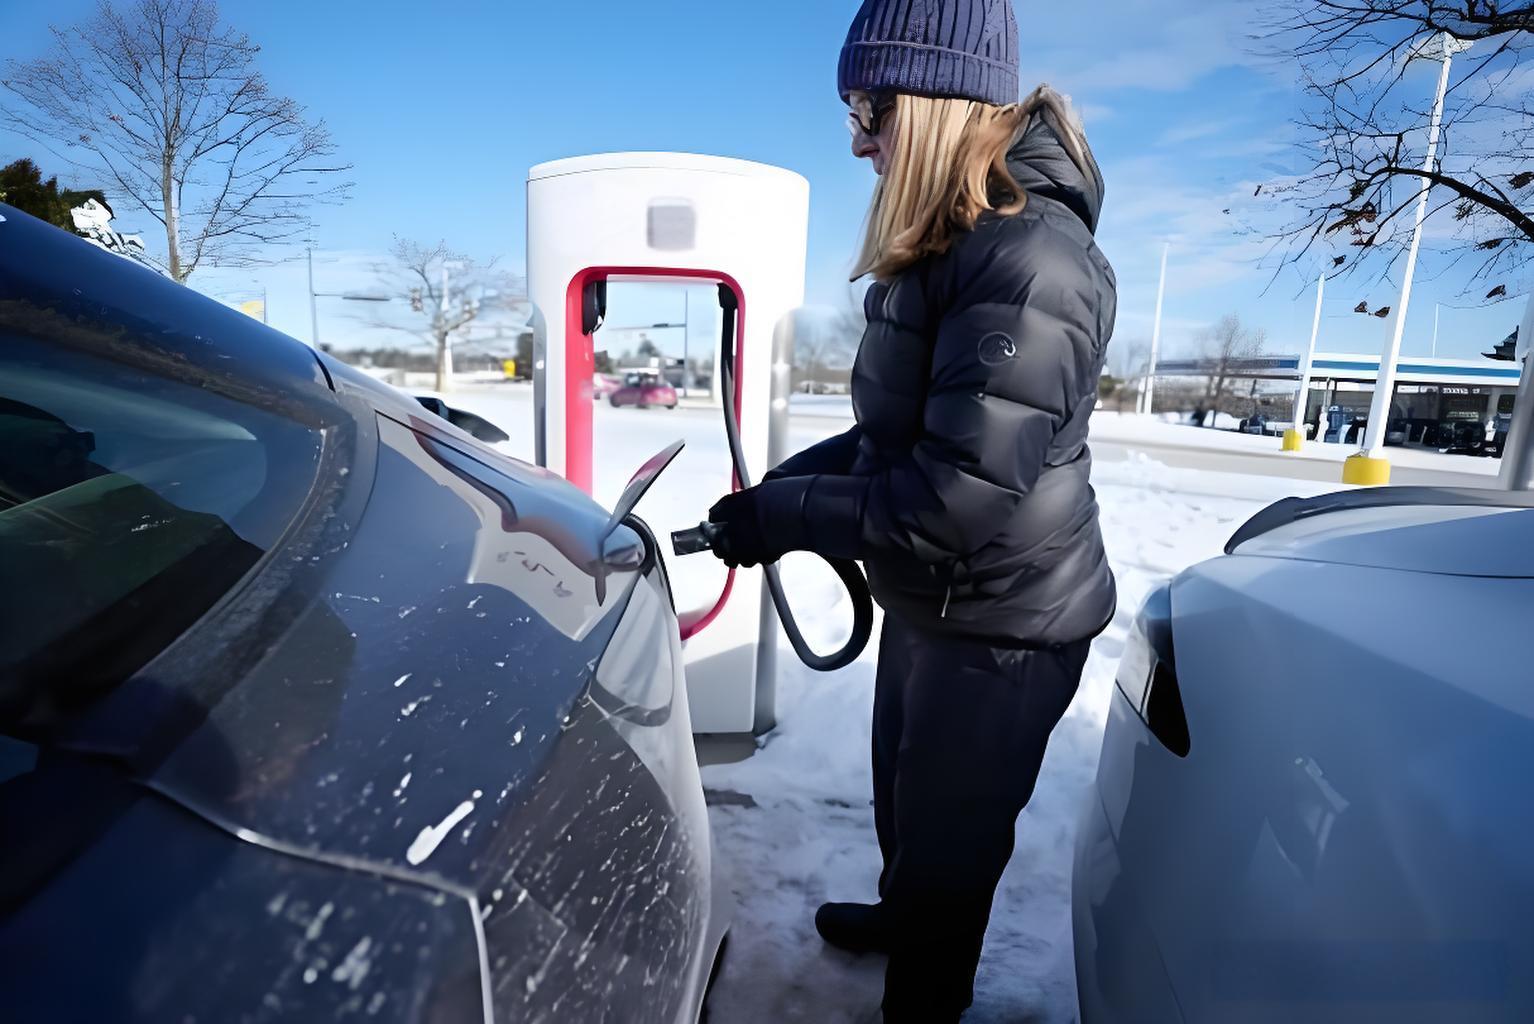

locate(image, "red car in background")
[[609, 371, 678, 409], [592, 372, 623, 399]]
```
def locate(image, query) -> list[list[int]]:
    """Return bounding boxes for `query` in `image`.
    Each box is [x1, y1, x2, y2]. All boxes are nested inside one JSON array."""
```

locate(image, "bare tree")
[[363, 237, 524, 393], [1260, 2, 1534, 291], [1107, 339, 1149, 412], [793, 298, 863, 393], [1199, 314, 1268, 421], [1109, 338, 1149, 384], [1, 0, 348, 281], [793, 327, 848, 392]]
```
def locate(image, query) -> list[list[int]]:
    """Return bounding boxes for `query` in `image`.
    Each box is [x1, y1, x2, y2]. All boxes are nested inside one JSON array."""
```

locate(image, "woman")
[[706, 1, 1115, 1019]]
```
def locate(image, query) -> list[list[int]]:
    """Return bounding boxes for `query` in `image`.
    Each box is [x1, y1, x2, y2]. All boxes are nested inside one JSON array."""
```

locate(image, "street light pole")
[[1345, 31, 1471, 485], [308, 247, 321, 349], [682, 290, 691, 396], [1284, 272, 1326, 451], [308, 245, 389, 352], [1140, 242, 1169, 416]]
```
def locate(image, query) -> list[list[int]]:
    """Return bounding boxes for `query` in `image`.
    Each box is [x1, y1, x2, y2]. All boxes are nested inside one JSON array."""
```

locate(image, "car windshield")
[[0, 338, 322, 735]]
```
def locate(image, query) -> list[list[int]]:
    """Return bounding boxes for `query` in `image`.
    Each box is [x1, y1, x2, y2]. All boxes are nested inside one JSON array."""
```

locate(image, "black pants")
[[872, 615, 1091, 1021]]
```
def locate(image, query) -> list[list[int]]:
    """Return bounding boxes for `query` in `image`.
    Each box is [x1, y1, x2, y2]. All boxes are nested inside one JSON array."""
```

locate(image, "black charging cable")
[[671, 285, 873, 672]]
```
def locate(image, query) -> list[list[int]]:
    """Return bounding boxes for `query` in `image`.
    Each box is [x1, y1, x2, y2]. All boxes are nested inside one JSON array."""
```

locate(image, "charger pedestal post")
[[1498, 293, 1534, 492]]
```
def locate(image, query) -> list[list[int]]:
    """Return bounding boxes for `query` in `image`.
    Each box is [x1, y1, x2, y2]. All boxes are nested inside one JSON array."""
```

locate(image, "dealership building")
[[1152, 351, 1522, 446]]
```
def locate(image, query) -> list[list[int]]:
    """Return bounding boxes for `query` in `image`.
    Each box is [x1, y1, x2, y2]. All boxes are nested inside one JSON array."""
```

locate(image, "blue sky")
[[1, 0, 1526, 365]]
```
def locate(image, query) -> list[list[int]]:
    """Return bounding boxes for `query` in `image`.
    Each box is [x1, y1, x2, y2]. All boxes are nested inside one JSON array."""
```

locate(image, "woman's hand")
[[706, 479, 813, 568]]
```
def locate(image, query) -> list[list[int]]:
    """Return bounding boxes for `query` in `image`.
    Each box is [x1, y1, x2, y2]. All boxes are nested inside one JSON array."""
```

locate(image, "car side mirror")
[[413, 396, 510, 444]]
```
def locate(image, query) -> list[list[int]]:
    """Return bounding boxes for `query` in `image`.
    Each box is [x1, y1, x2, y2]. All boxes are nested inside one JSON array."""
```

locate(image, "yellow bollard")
[[1342, 453, 1391, 486], [1281, 429, 1304, 452]]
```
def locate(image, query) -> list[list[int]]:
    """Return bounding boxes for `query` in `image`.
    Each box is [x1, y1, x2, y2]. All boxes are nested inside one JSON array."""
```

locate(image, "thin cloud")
[[1158, 118, 1245, 147], [1028, 2, 1264, 96]]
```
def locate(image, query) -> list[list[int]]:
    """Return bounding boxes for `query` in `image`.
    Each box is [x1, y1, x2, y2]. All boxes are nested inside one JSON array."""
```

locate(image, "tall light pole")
[[307, 245, 389, 352], [1344, 31, 1471, 485], [1284, 272, 1326, 451], [682, 290, 691, 396], [308, 247, 321, 349], [1139, 242, 1170, 416]]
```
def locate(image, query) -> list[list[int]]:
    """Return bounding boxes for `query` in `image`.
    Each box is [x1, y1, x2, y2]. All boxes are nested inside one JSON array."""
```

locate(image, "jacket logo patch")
[[978, 332, 1017, 366]]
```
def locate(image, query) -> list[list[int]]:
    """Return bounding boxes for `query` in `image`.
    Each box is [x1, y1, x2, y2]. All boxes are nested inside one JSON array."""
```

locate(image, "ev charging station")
[[527, 153, 810, 735]]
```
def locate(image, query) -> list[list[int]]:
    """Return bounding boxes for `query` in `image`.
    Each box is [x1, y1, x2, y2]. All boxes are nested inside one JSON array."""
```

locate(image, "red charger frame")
[[564, 266, 746, 640]]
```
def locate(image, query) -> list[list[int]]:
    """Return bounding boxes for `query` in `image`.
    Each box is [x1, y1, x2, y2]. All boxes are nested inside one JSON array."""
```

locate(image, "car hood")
[[1232, 499, 1534, 578]]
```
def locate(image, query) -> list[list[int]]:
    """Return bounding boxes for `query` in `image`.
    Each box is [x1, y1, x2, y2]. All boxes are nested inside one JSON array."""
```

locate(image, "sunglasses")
[[847, 92, 897, 137]]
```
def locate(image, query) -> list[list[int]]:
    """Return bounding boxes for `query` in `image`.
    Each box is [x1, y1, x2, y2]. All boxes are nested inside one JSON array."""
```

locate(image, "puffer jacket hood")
[[761, 97, 1118, 646], [1006, 93, 1105, 235]]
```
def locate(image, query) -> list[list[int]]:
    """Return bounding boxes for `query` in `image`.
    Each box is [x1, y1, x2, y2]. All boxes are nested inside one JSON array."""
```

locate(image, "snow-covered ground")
[[696, 450, 1320, 1024], [440, 384, 1330, 1022]]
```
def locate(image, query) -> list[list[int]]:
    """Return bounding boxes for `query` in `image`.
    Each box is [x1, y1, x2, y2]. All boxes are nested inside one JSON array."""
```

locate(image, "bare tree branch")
[[1, 0, 351, 280], [1258, 1, 1534, 291], [358, 237, 526, 392]]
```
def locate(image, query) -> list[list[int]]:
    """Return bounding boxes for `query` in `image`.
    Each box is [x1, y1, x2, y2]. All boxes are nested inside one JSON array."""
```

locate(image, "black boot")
[[814, 902, 892, 954]]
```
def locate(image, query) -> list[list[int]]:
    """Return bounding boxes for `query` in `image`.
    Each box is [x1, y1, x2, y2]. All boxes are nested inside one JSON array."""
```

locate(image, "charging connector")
[[670, 284, 873, 673]]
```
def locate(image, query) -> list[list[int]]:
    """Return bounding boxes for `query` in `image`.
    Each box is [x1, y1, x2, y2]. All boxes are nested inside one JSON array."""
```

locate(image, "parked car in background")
[[1074, 485, 1534, 1024], [593, 372, 624, 399], [610, 372, 678, 410], [0, 205, 726, 1023], [1439, 419, 1490, 456], [1239, 415, 1290, 437]]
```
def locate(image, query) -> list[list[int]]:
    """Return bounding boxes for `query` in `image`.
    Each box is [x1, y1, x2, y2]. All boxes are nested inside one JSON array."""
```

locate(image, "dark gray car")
[[0, 203, 726, 1022]]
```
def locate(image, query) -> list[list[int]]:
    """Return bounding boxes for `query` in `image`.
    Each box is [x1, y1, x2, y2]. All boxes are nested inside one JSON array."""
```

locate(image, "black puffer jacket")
[[772, 110, 1116, 647]]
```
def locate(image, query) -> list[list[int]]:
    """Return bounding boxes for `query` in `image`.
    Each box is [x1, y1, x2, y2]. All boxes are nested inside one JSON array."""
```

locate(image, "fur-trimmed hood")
[[1006, 86, 1105, 235]]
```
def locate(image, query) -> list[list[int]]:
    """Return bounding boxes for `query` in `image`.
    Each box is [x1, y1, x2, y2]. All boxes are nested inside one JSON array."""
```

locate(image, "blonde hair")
[[852, 84, 1090, 282]]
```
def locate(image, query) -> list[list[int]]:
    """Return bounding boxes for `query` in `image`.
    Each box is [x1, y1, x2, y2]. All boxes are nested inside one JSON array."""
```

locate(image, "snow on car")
[[0, 205, 726, 1023]]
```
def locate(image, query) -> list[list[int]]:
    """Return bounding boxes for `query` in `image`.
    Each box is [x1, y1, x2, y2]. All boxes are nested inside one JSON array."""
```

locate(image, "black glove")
[[707, 477, 813, 568]]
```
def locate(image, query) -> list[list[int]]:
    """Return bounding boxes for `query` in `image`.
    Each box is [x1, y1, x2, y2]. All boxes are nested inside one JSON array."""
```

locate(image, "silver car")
[[1074, 486, 1534, 1024]]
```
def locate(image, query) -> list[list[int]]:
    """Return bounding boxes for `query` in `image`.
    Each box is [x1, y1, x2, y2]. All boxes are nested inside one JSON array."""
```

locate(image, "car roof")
[[0, 204, 334, 403]]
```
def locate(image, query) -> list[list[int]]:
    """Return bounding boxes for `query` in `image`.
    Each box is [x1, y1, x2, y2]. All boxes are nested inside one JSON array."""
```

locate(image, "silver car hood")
[[1233, 502, 1534, 578]]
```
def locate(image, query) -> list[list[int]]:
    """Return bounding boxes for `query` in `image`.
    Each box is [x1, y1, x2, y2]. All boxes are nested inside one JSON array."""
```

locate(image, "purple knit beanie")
[[838, 0, 1020, 106]]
